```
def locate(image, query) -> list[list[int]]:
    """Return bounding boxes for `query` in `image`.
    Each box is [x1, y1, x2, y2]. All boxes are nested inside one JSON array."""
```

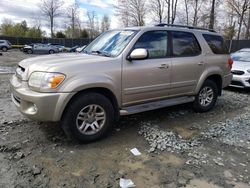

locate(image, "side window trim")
[[130, 30, 170, 59], [170, 31, 202, 58]]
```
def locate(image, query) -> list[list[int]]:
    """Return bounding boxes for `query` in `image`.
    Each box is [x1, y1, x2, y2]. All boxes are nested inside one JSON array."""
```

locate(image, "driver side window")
[[134, 31, 168, 59]]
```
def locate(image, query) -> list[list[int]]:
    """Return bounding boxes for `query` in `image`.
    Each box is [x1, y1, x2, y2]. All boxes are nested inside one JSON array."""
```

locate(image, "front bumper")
[[230, 74, 250, 88], [10, 75, 75, 122]]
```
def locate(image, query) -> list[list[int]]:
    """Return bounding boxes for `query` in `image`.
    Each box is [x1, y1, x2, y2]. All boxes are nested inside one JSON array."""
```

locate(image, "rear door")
[[122, 30, 171, 106], [169, 31, 203, 96]]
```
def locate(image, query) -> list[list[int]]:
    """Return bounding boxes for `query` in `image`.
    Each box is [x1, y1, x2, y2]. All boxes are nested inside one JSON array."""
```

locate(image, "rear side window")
[[203, 34, 228, 54], [134, 31, 168, 58], [172, 31, 201, 57]]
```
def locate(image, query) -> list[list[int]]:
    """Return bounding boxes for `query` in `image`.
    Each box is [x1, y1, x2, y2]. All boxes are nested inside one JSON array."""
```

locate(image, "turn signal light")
[[227, 58, 233, 70], [49, 75, 65, 88]]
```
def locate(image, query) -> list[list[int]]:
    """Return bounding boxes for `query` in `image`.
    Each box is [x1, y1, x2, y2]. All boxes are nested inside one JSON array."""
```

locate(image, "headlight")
[[28, 72, 65, 90]]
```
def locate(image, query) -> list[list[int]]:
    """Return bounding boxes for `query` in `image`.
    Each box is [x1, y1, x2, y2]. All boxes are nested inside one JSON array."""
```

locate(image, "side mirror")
[[127, 48, 148, 61]]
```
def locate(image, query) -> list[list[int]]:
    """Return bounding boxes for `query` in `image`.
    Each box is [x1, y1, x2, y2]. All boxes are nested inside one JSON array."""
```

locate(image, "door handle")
[[198, 61, 204, 65], [158, 64, 169, 69]]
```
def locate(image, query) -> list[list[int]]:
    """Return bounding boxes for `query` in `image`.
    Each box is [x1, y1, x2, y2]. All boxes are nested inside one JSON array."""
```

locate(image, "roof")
[[119, 24, 219, 35]]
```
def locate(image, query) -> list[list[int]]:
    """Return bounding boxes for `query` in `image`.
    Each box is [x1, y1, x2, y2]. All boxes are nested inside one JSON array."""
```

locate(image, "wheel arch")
[[60, 87, 120, 122], [206, 75, 222, 96], [196, 72, 223, 96]]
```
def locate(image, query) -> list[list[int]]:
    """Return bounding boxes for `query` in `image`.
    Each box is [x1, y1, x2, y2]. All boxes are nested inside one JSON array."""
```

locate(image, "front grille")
[[15, 66, 25, 80], [11, 94, 21, 106], [231, 70, 245, 75], [231, 81, 244, 87], [13, 95, 21, 104], [19, 66, 25, 72]]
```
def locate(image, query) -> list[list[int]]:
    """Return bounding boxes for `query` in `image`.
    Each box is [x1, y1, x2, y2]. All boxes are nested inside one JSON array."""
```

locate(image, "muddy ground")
[[0, 50, 250, 188]]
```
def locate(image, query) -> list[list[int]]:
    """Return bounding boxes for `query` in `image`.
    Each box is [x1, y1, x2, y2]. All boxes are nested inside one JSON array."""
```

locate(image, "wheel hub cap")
[[76, 104, 106, 135], [199, 87, 214, 107]]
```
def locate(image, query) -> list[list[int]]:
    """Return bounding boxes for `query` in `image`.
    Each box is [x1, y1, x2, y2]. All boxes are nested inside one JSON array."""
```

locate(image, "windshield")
[[83, 30, 138, 57], [231, 51, 250, 62]]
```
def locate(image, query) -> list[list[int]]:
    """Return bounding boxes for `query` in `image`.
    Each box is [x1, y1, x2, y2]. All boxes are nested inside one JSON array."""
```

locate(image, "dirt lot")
[[0, 50, 250, 188]]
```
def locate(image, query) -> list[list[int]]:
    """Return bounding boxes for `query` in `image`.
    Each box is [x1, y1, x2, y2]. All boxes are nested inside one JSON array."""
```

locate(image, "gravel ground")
[[0, 50, 250, 188]]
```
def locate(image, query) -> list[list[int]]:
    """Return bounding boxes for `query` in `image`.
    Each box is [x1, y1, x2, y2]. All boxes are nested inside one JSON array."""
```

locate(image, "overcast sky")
[[0, 0, 118, 35]]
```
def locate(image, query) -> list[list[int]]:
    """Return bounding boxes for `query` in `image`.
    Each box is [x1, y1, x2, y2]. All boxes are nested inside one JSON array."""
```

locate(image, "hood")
[[232, 60, 250, 72], [18, 53, 115, 80]]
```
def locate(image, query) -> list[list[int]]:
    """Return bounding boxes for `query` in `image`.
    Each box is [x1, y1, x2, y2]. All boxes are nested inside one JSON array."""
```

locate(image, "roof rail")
[[155, 23, 216, 32]]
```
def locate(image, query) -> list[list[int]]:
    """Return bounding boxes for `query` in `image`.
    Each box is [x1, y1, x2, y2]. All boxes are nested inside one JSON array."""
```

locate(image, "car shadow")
[[224, 86, 250, 94]]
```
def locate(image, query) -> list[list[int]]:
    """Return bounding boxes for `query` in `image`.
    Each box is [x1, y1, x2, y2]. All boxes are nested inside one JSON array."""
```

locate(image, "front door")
[[122, 30, 171, 106]]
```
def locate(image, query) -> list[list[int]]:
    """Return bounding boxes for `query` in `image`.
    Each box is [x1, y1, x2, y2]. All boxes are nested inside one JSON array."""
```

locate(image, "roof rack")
[[155, 23, 216, 32]]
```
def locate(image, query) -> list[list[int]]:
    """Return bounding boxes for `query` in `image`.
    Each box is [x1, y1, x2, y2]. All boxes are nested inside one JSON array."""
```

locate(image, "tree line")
[[115, 0, 250, 40], [0, 0, 111, 39], [0, 0, 249, 40]]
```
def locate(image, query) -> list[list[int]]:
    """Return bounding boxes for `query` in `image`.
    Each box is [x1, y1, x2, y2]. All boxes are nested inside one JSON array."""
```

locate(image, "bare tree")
[[115, 0, 147, 26], [166, 0, 170, 23], [184, 0, 189, 25], [148, 0, 166, 23], [87, 11, 99, 38], [115, 0, 130, 27], [101, 15, 110, 32], [67, 0, 80, 38], [164, 0, 178, 24], [209, 0, 216, 29], [40, 0, 63, 38], [171, 0, 178, 24], [246, 8, 250, 39], [192, 0, 199, 26], [227, 0, 250, 39]]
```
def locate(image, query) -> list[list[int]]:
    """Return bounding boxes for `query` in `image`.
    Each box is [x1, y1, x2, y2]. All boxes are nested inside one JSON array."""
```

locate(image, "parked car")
[[21, 43, 36, 52], [0, 40, 12, 52], [10, 24, 232, 143], [230, 48, 250, 88], [23, 43, 59, 54], [76, 45, 86, 53], [68, 45, 79, 52], [48, 43, 65, 52]]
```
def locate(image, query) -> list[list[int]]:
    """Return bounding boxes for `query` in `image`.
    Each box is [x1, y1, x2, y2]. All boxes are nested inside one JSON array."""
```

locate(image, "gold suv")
[[10, 24, 233, 142]]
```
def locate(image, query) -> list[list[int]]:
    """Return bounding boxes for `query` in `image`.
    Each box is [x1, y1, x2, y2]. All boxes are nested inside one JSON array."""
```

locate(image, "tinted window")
[[0, 41, 4, 44], [203, 34, 228, 54], [134, 31, 168, 58], [172, 31, 201, 57]]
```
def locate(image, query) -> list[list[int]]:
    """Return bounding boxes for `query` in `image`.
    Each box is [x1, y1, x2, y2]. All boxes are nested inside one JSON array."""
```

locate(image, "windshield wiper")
[[91, 50, 112, 57]]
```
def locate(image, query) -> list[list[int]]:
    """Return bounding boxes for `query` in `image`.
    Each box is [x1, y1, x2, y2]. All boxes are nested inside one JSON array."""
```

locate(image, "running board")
[[120, 96, 195, 115]]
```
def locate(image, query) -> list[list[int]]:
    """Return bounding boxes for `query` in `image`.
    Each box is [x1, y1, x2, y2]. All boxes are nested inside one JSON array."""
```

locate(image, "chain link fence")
[[226, 40, 250, 53], [0, 36, 92, 47], [1, 36, 250, 52]]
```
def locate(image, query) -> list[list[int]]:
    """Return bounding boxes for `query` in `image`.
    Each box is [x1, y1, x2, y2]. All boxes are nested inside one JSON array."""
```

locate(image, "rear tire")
[[61, 92, 115, 143], [27, 49, 33, 54], [49, 50, 54, 54], [193, 80, 218, 112], [1, 47, 7, 52]]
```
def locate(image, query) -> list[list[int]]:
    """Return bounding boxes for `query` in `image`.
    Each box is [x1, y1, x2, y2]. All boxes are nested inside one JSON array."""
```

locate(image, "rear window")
[[203, 34, 228, 54], [172, 31, 201, 57]]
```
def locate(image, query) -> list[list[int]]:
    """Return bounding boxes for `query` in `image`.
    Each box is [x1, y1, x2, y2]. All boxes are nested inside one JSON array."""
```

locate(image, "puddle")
[[0, 66, 15, 74], [184, 179, 222, 188]]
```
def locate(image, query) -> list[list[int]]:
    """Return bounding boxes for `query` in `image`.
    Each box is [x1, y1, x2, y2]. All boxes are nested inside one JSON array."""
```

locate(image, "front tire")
[[193, 80, 218, 112], [61, 93, 115, 143]]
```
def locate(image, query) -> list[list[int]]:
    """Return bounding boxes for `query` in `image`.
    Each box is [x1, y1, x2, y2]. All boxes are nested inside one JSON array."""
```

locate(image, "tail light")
[[227, 58, 233, 70]]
